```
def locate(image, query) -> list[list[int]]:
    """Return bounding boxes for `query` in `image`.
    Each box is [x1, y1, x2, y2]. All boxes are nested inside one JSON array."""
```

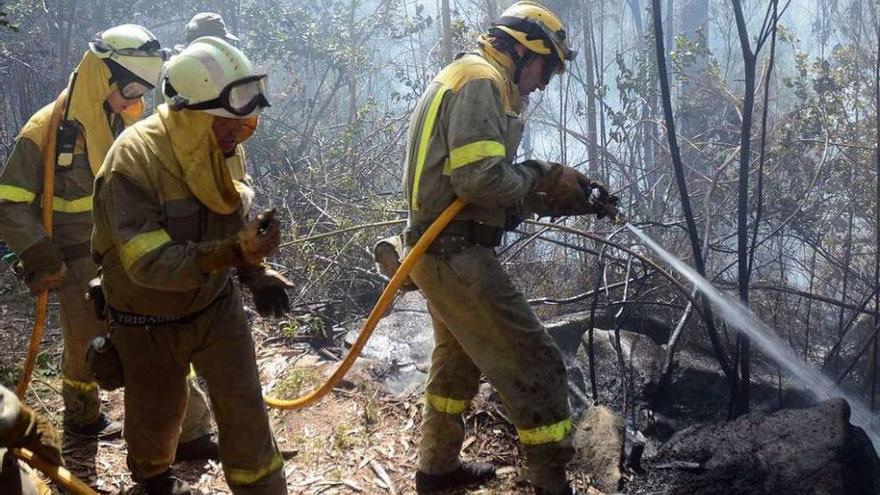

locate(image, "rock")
[[640, 398, 880, 494], [572, 405, 624, 493], [567, 327, 663, 409]]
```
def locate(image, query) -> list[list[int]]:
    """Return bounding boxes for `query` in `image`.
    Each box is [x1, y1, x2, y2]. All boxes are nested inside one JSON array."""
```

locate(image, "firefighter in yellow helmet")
[[91, 37, 288, 494], [0, 25, 216, 455], [402, 2, 617, 494]]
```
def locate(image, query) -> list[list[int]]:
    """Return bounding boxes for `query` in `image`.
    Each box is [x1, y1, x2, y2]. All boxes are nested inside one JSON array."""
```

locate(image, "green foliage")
[[272, 366, 325, 399], [280, 313, 326, 338]]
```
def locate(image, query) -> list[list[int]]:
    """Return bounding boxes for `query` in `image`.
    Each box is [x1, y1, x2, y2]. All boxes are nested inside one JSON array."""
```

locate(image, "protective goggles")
[[186, 75, 271, 117], [90, 38, 170, 60], [119, 81, 149, 100]]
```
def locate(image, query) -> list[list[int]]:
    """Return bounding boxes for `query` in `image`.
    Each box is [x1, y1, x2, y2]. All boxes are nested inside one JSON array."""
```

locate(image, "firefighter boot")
[[64, 413, 122, 439], [415, 461, 496, 493], [128, 469, 191, 495], [175, 433, 219, 461]]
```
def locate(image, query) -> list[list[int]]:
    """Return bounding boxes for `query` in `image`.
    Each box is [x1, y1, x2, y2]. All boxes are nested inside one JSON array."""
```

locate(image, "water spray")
[[625, 222, 880, 452], [585, 185, 880, 451]]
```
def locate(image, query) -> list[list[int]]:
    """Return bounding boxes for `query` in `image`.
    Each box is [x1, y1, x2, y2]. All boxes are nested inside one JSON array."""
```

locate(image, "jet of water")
[[625, 223, 880, 452]]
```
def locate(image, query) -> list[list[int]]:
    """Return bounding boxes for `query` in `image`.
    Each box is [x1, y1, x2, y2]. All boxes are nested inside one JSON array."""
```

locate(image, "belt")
[[108, 307, 192, 327], [404, 220, 504, 255]]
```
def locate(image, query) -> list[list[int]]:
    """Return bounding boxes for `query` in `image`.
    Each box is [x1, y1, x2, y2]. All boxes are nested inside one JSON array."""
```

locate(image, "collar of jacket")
[[477, 36, 524, 114], [156, 105, 252, 216], [66, 51, 144, 175]]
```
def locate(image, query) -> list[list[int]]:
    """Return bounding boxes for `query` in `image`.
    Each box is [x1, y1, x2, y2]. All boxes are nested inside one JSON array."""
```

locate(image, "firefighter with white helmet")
[[91, 37, 288, 494], [0, 25, 215, 454]]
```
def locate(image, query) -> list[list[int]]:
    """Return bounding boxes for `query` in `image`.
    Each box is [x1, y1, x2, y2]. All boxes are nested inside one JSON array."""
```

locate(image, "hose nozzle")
[[584, 185, 625, 225]]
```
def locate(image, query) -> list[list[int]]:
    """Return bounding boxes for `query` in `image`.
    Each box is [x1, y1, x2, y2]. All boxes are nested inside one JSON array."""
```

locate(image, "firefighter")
[[91, 37, 288, 494], [183, 12, 239, 45], [0, 25, 217, 456], [401, 2, 617, 494]]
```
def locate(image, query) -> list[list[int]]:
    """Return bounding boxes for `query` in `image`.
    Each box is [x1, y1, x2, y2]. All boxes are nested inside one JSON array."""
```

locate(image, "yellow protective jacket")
[[91, 109, 256, 317], [0, 51, 137, 261], [0, 102, 124, 259], [403, 46, 548, 229]]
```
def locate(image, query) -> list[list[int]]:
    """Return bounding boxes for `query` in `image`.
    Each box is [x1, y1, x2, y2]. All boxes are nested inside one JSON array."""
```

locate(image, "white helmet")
[[162, 37, 269, 119], [89, 24, 168, 90]]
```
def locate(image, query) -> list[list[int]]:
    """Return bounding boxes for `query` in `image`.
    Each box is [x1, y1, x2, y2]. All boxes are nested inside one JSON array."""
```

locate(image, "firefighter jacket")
[[91, 105, 257, 317], [403, 43, 548, 230], [0, 51, 139, 261]]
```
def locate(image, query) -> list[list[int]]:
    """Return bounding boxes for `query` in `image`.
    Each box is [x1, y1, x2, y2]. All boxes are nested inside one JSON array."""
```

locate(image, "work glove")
[[584, 180, 621, 220], [1, 400, 63, 466], [528, 161, 620, 219], [19, 238, 67, 295], [198, 208, 282, 273], [245, 269, 294, 318]]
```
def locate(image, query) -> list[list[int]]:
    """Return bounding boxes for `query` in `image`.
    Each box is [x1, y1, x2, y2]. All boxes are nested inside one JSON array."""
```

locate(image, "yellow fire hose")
[[263, 198, 467, 409], [13, 448, 99, 495], [16, 91, 66, 398]]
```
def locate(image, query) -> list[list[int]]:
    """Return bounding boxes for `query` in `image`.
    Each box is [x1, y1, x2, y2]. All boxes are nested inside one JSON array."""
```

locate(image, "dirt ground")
[[0, 266, 603, 494]]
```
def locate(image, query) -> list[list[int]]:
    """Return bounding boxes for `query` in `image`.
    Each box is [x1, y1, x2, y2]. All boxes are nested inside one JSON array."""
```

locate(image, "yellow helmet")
[[493, 1, 576, 75]]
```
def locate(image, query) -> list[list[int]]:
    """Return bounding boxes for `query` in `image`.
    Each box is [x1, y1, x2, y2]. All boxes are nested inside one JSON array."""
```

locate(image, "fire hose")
[[13, 87, 98, 494], [263, 185, 626, 409], [13, 449, 98, 495], [15, 89, 67, 398], [263, 198, 468, 408]]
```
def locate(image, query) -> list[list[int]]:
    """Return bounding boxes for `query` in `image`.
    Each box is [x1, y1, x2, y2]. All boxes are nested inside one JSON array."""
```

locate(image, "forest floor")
[[0, 266, 606, 495]]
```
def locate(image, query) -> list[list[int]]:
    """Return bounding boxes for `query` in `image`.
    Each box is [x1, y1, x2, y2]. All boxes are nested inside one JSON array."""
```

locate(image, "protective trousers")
[[112, 284, 285, 494], [410, 245, 574, 493], [57, 256, 213, 439]]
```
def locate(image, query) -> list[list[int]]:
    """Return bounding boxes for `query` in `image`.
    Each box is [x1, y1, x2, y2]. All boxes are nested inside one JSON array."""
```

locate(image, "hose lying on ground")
[[263, 198, 467, 409]]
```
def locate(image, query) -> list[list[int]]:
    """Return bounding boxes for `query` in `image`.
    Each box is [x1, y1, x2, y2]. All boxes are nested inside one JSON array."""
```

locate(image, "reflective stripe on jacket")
[[403, 49, 542, 229], [0, 102, 122, 255], [91, 114, 253, 317]]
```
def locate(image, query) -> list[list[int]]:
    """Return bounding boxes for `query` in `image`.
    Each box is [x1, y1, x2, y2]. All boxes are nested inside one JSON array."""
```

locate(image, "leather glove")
[[531, 164, 594, 216], [246, 269, 294, 318], [530, 163, 620, 219], [583, 180, 621, 220], [19, 238, 67, 295], [198, 208, 282, 273], [1, 401, 63, 466]]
